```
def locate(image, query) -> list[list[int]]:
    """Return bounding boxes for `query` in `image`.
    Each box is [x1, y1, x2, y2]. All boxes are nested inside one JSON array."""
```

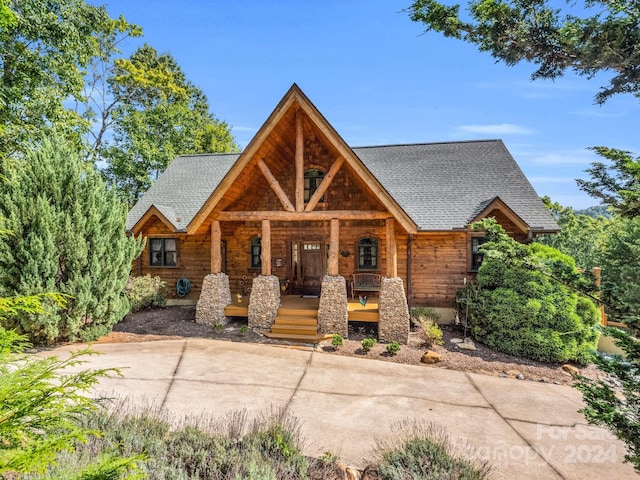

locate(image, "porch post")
[[261, 219, 271, 276], [386, 218, 397, 278], [211, 220, 222, 274], [328, 218, 339, 276]]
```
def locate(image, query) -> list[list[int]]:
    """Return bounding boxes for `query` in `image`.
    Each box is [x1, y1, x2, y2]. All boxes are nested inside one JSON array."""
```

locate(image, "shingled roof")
[[126, 139, 558, 233]]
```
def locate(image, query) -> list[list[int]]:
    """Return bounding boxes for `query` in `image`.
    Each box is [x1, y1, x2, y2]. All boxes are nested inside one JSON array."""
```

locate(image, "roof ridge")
[[352, 139, 501, 149]]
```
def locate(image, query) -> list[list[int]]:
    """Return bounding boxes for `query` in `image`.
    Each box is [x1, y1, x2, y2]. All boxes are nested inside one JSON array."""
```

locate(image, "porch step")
[[274, 316, 317, 326], [260, 330, 332, 343], [271, 323, 318, 335], [276, 308, 318, 318]]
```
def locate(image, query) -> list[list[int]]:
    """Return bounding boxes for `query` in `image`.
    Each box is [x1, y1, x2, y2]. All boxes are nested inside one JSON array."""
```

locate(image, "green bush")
[[239, 324, 249, 336], [410, 306, 441, 324], [125, 275, 167, 312], [420, 319, 444, 347], [461, 220, 600, 364], [386, 341, 401, 356], [331, 333, 344, 349], [361, 337, 377, 353], [373, 421, 492, 479]]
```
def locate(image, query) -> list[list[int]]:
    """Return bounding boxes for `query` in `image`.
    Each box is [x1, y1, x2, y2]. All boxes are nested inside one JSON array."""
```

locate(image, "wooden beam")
[[328, 218, 339, 276], [216, 210, 393, 222], [304, 156, 345, 212], [261, 219, 271, 276], [386, 218, 398, 278], [211, 220, 222, 274], [295, 110, 304, 212], [257, 158, 295, 212]]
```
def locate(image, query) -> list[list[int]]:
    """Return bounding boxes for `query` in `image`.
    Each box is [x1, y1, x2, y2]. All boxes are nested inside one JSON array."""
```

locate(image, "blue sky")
[[100, 0, 639, 209]]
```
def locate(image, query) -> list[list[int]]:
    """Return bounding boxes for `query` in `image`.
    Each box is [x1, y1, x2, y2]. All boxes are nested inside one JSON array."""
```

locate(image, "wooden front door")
[[291, 242, 325, 296]]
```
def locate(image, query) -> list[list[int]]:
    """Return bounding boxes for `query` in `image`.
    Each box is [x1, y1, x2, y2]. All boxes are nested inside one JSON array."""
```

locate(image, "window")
[[357, 237, 378, 270], [250, 237, 261, 269], [304, 169, 324, 202], [470, 237, 486, 272], [149, 238, 177, 267]]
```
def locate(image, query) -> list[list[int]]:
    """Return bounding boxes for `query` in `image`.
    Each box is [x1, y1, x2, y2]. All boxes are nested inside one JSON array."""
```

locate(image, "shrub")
[[331, 333, 344, 349], [239, 324, 249, 336], [410, 306, 441, 324], [361, 337, 377, 353], [386, 341, 401, 356], [373, 421, 492, 479], [420, 319, 444, 347], [125, 275, 167, 312], [212, 322, 224, 333], [461, 220, 600, 364]]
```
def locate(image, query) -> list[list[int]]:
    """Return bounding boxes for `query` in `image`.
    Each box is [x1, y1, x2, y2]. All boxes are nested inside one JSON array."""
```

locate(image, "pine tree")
[[0, 136, 144, 344]]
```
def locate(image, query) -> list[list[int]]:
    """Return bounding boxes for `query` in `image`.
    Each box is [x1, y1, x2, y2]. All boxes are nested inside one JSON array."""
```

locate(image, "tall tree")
[[0, 136, 144, 345], [102, 44, 239, 205], [407, 0, 640, 104], [0, 0, 139, 157]]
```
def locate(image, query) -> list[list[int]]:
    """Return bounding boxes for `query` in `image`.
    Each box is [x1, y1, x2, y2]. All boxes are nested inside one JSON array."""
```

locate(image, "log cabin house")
[[126, 84, 558, 343]]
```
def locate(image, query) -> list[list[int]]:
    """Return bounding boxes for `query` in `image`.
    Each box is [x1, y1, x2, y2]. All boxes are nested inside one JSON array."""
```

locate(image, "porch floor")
[[224, 295, 379, 322]]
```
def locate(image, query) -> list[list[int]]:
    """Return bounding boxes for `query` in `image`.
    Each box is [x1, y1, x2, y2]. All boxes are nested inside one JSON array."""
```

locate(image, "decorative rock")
[[378, 277, 410, 344], [562, 364, 580, 376], [318, 275, 348, 336], [335, 464, 361, 480], [516, 373, 525, 380], [360, 464, 379, 480], [457, 342, 477, 351], [195, 273, 231, 325], [450, 337, 464, 344], [247, 275, 280, 331], [506, 369, 522, 377], [421, 350, 443, 364], [499, 373, 507, 378]]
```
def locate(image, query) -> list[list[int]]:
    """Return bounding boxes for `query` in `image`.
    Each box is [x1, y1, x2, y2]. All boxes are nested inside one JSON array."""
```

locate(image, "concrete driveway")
[[47, 338, 636, 479]]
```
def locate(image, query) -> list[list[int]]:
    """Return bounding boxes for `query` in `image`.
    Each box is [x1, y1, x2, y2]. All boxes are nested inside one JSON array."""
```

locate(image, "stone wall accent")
[[378, 277, 410, 344], [318, 275, 348, 336], [248, 275, 280, 330], [195, 273, 232, 325]]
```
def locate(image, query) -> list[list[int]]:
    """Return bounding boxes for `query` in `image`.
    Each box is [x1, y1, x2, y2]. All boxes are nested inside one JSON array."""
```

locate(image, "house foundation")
[[195, 273, 232, 325], [379, 277, 410, 344], [318, 275, 348, 337], [248, 275, 281, 330]]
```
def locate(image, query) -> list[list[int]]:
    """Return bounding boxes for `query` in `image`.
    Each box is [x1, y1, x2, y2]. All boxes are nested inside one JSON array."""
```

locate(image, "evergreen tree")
[[0, 137, 144, 344]]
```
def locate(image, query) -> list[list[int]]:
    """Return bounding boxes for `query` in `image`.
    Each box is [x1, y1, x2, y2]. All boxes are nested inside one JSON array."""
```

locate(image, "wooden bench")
[[351, 273, 381, 299]]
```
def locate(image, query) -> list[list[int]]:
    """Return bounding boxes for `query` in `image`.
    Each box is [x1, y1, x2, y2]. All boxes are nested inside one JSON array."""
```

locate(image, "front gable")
[[187, 84, 417, 234]]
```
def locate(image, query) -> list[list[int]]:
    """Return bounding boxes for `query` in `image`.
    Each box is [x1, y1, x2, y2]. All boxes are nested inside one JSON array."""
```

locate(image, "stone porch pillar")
[[248, 275, 280, 331], [196, 273, 232, 325], [318, 275, 348, 337], [378, 277, 410, 344]]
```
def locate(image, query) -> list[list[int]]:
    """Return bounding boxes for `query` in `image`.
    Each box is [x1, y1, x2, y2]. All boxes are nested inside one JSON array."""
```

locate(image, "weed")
[[212, 322, 225, 334], [239, 325, 249, 336]]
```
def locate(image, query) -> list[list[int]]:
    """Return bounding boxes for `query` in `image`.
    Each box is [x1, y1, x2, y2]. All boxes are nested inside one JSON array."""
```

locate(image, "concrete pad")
[[307, 352, 489, 407], [468, 373, 586, 425], [94, 377, 172, 406], [509, 419, 638, 480]]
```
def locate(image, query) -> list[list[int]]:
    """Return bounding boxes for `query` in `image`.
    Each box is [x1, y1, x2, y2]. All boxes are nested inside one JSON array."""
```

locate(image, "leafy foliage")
[[407, 0, 640, 104], [331, 333, 344, 349], [0, 137, 144, 344], [361, 337, 377, 353], [386, 341, 401, 356], [576, 326, 640, 473], [0, 0, 140, 157], [102, 44, 239, 206], [125, 275, 167, 312], [461, 220, 600, 364]]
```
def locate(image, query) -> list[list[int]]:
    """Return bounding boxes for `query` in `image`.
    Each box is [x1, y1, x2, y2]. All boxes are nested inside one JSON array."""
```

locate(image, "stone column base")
[[318, 275, 348, 337], [379, 277, 410, 344], [248, 275, 280, 331], [195, 273, 231, 325]]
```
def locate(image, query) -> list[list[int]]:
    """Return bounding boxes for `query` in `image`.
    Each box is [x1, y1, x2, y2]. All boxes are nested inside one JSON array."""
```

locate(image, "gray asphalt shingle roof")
[[126, 139, 558, 232]]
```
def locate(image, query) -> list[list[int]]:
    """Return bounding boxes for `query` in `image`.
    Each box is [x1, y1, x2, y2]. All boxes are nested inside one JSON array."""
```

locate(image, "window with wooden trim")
[[470, 236, 486, 272], [357, 237, 378, 270], [250, 237, 262, 269], [304, 169, 324, 202], [149, 238, 177, 267]]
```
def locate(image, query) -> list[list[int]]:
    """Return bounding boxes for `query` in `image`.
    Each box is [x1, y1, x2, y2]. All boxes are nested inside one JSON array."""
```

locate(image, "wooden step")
[[260, 330, 332, 343], [274, 316, 317, 326], [276, 308, 318, 318], [271, 324, 318, 335]]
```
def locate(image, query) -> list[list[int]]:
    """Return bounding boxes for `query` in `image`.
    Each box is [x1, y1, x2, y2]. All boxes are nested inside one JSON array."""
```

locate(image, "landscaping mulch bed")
[[105, 305, 600, 386]]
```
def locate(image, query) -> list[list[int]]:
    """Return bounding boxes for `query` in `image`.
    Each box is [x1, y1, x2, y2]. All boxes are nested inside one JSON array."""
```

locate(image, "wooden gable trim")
[[130, 205, 178, 236], [186, 84, 418, 234], [469, 196, 530, 233], [257, 158, 295, 212]]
